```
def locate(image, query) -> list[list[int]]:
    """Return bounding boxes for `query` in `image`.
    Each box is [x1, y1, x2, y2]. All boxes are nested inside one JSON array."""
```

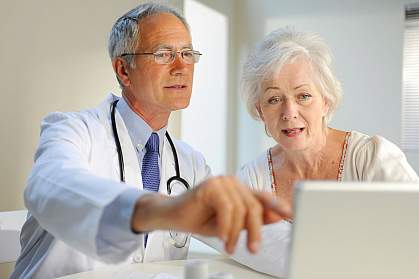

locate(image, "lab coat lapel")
[[96, 94, 141, 187], [158, 136, 175, 196], [113, 104, 141, 188]]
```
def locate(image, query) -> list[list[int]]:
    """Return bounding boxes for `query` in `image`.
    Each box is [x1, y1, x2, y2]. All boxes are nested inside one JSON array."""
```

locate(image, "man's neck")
[[122, 93, 170, 131]]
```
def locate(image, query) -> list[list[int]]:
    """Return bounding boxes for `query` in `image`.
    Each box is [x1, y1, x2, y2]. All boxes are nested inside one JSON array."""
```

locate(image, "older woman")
[[239, 28, 418, 209], [199, 28, 418, 279]]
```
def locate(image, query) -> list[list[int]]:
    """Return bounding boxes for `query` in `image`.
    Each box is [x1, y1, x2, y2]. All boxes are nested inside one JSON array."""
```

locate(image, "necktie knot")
[[145, 133, 159, 152]]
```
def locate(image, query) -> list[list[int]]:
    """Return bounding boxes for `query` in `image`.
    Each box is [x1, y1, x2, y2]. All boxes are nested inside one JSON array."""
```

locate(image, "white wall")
[[0, 0, 184, 213], [235, 0, 419, 173], [183, 0, 238, 175], [0, 1, 182, 276]]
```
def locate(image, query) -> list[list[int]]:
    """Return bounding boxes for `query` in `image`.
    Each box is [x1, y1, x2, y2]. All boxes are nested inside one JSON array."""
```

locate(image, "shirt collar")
[[116, 96, 167, 155]]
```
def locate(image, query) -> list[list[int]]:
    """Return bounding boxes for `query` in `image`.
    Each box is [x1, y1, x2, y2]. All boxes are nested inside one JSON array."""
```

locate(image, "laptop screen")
[[288, 181, 419, 279]]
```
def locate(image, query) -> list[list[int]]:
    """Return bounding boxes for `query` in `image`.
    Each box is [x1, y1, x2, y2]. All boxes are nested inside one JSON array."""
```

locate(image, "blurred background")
[[1, 0, 418, 275]]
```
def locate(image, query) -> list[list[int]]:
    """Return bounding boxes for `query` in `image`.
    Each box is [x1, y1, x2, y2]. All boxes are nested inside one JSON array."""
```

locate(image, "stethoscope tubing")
[[111, 99, 125, 182], [111, 99, 190, 193]]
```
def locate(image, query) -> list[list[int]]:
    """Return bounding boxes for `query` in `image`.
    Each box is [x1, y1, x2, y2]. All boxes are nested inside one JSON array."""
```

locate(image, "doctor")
[[10, 3, 290, 279]]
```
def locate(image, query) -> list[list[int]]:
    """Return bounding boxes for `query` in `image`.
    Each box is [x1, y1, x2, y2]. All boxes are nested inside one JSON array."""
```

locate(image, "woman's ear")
[[112, 58, 131, 87], [322, 98, 329, 117], [256, 104, 265, 121]]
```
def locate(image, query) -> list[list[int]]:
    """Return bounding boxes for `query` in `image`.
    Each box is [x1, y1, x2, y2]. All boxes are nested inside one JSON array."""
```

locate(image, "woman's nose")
[[280, 101, 298, 121]]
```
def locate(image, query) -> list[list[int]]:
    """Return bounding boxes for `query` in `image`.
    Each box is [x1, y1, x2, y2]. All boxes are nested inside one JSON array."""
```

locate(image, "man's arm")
[[131, 176, 292, 254], [25, 112, 145, 262]]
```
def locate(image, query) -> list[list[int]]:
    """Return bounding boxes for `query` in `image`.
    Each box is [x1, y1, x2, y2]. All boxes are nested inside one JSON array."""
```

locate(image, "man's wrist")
[[131, 193, 169, 233]]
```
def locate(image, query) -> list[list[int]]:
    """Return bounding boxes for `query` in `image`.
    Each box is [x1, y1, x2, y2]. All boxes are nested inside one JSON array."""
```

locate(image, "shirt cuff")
[[96, 187, 144, 259]]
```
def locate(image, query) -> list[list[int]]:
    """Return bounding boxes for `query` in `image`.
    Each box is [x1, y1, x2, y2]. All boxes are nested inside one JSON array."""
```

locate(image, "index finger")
[[254, 191, 293, 222]]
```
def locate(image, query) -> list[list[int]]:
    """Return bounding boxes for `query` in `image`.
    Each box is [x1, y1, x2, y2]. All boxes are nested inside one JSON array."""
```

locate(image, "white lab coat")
[[16, 94, 211, 279]]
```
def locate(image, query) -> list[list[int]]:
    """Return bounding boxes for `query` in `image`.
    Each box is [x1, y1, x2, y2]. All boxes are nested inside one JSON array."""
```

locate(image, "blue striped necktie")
[[142, 132, 160, 247], [142, 132, 160, 192]]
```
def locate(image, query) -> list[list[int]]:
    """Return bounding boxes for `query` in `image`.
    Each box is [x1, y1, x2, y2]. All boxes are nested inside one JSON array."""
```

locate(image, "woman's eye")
[[268, 96, 281, 104], [298, 93, 312, 102]]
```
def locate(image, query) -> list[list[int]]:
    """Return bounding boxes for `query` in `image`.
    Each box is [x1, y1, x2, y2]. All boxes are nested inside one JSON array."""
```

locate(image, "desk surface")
[[59, 255, 277, 279], [0, 210, 27, 263]]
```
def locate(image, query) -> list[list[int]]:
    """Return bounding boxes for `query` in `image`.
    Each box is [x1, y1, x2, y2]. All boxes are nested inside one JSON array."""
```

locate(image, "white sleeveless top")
[[229, 131, 418, 278], [238, 130, 418, 192]]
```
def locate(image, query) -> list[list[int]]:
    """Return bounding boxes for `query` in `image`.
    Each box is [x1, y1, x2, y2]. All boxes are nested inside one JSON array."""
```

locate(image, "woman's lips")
[[282, 127, 305, 137]]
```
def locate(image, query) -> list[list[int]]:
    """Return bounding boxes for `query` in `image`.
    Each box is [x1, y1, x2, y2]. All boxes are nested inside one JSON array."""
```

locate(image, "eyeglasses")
[[120, 49, 202, 64]]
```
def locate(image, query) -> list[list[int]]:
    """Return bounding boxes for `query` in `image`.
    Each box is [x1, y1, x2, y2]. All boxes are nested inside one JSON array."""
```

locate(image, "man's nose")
[[170, 53, 189, 75]]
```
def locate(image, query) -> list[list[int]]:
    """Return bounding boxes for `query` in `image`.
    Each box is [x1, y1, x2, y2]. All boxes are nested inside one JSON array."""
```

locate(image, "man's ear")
[[112, 58, 131, 87]]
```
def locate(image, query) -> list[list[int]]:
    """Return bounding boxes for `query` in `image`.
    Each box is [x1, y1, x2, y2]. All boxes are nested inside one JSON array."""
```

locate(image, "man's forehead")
[[137, 13, 192, 50]]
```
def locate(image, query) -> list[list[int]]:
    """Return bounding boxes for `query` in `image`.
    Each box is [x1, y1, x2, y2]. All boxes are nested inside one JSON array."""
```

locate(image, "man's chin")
[[170, 101, 191, 112]]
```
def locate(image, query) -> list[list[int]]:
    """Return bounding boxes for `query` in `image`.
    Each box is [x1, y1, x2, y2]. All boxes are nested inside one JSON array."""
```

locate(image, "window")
[[183, 0, 229, 175], [402, 3, 419, 151]]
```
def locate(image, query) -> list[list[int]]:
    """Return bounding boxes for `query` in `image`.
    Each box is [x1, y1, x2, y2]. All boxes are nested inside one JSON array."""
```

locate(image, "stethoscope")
[[110, 99, 190, 195]]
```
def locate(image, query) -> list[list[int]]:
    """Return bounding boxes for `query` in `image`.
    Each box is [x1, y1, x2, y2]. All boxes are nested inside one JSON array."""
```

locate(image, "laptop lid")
[[288, 181, 419, 279]]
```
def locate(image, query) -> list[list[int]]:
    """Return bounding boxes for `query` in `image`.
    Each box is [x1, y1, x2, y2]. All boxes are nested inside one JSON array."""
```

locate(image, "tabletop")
[[58, 255, 277, 279]]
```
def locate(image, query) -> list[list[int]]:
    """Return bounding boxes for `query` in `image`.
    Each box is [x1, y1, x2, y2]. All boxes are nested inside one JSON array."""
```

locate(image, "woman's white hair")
[[241, 27, 342, 124]]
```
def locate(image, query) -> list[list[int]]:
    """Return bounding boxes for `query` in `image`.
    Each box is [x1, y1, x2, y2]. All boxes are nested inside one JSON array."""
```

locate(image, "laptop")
[[288, 181, 419, 279]]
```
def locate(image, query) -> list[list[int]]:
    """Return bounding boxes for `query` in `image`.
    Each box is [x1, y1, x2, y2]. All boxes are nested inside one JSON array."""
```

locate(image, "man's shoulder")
[[169, 137, 203, 158], [41, 94, 115, 131], [41, 109, 102, 134], [166, 137, 211, 171], [167, 137, 212, 183]]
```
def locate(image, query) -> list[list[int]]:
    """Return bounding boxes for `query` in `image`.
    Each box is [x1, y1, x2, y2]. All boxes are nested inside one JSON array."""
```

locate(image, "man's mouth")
[[281, 127, 305, 137], [164, 84, 187, 89]]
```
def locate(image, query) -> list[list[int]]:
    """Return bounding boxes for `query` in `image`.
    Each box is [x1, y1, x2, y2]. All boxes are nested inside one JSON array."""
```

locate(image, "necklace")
[[267, 132, 351, 192]]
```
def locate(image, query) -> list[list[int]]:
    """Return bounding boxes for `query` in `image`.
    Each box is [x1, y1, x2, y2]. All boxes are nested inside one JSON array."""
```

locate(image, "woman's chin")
[[276, 136, 309, 151], [280, 143, 308, 152]]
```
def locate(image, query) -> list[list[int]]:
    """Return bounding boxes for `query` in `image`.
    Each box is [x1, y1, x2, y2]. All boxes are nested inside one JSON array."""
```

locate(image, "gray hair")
[[108, 2, 190, 69], [241, 27, 342, 124]]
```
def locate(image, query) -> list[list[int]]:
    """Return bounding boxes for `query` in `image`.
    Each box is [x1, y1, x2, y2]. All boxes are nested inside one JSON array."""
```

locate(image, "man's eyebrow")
[[152, 43, 194, 51], [153, 44, 172, 50], [182, 44, 194, 49]]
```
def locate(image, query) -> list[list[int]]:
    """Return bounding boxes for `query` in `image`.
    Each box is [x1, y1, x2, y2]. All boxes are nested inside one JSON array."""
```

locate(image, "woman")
[[200, 28, 418, 279], [239, 28, 418, 209]]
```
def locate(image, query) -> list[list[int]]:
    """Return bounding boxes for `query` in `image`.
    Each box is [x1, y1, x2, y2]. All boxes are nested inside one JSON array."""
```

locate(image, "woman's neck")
[[272, 128, 342, 177]]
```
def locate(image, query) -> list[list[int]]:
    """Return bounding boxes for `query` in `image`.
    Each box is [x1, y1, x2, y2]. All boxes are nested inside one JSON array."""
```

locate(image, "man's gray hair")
[[108, 2, 189, 69], [241, 27, 342, 125]]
